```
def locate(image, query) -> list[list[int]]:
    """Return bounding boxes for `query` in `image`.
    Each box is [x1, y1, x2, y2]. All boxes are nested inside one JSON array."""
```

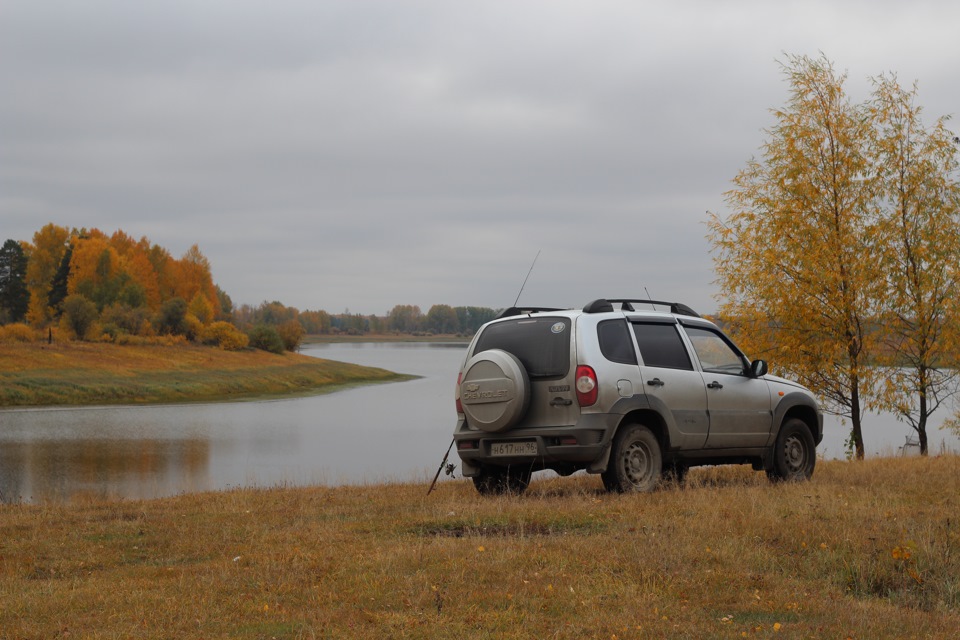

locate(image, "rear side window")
[[632, 322, 693, 371], [474, 317, 571, 378], [598, 320, 637, 365]]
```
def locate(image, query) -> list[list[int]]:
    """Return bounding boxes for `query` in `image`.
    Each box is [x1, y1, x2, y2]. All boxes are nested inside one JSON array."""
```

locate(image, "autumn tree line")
[[0, 223, 498, 354], [708, 55, 960, 458], [233, 302, 498, 338]]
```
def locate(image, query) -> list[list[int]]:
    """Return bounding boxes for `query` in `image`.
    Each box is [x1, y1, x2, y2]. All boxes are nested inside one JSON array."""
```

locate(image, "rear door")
[[631, 321, 709, 449]]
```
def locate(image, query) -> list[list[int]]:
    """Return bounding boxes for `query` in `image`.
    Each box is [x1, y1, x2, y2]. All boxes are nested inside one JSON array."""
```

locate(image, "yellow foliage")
[[120, 249, 162, 310], [174, 245, 220, 318], [704, 54, 960, 457], [68, 234, 119, 296], [0, 323, 40, 343], [24, 223, 70, 326], [708, 56, 881, 446], [201, 321, 250, 351], [183, 313, 204, 341], [188, 292, 214, 325]]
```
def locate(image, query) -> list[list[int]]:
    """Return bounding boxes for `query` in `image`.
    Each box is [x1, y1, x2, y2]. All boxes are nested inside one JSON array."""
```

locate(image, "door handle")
[[550, 397, 573, 407], [707, 381, 723, 389], [646, 378, 665, 387]]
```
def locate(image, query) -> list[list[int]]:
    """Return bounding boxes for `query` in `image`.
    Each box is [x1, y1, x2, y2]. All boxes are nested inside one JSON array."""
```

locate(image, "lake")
[[1, 342, 957, 503]]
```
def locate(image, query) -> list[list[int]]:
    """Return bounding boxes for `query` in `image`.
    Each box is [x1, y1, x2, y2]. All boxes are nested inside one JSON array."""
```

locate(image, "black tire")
[[766, 418, 816, 482], [472, 465, 531, 496], [601, 424, 662, 493]]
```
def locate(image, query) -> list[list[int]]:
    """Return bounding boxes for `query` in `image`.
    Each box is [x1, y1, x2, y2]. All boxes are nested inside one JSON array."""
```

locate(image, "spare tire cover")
[[459, 349, 531, 432]]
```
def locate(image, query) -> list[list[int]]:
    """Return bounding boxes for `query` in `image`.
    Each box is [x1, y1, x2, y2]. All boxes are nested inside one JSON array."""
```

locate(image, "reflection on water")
[[0, 439, 210, 502], [1, 341, 958, 503]]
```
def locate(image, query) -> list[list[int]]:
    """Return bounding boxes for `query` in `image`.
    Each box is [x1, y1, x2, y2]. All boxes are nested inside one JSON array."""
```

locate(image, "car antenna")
[[644, 286, 656, 310], [513, 249, 541, 308]]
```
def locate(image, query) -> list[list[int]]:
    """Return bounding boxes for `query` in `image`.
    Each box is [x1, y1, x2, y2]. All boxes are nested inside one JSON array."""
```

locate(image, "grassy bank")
[[0, 342, 412, 407], [2, 456, 958, 638]]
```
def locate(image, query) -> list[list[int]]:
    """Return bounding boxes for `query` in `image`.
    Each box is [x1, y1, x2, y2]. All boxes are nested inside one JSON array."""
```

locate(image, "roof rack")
[[583, 298, 700, 318], [495, 306, 566, 319]]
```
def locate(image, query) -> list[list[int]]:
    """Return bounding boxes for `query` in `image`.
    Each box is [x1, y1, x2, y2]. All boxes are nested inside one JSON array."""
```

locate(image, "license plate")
[[490, 441, 538, 457]]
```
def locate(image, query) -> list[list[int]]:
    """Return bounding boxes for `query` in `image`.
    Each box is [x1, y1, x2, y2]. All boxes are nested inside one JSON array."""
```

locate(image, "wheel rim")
[[621, 440, 654, 487], [783, 434, 807, 474]]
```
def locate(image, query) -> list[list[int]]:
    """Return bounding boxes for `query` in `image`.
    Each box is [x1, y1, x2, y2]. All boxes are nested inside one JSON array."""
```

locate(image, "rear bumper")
[[453, 414, 619, 477]]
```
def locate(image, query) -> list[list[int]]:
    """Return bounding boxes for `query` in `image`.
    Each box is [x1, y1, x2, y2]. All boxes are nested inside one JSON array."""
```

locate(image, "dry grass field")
[[2, 455, 957, 638], [0, 341, 410, 407]]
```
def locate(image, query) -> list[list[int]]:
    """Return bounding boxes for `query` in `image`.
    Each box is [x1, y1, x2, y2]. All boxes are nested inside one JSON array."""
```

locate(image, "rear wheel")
[[472, 465, 532, 496], [766, 418, 816, 482], [601, 424, 662, 493]]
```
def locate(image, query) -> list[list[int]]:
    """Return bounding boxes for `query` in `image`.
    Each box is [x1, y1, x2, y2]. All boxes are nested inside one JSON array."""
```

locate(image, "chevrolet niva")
[[453, 299, 822, 495]]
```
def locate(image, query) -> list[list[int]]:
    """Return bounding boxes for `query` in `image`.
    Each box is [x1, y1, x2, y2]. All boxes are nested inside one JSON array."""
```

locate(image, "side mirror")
[[749, 359, 768, 378]]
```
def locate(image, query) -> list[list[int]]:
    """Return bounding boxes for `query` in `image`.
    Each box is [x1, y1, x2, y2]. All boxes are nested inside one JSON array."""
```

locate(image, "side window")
[[632, 323, 693, 371], [598, 320, 637, 365], [683, 326, 747, 375]]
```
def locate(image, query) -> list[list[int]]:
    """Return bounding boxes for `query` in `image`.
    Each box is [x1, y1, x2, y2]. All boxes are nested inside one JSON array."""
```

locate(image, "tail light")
[[575, 365, 598, 407], [455, 372, 464, 414]]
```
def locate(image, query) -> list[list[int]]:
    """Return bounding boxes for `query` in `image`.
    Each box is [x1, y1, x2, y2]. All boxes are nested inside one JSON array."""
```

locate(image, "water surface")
[[0, 343, 465, 503]]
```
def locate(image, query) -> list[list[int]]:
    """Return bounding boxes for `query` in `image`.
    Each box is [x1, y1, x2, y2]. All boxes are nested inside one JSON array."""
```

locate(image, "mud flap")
[[587, 441, 613, 474]]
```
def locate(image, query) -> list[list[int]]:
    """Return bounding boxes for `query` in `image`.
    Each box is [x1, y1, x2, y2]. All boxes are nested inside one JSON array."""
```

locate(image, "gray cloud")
[[2, 0, 958, 315]]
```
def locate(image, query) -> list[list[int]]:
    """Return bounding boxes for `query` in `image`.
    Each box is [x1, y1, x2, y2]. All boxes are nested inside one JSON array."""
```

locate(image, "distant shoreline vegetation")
[[0, 224, 498, 355], [0, 223, 482, 408]]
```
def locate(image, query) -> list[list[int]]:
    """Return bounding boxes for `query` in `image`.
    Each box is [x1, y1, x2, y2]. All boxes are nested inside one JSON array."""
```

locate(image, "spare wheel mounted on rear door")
[[459, 349, 531, 432]]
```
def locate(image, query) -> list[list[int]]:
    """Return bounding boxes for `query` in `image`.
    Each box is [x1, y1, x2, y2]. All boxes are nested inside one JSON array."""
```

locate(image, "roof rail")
[[586, 298, 701, 318], [495, 306, 566, 319], [582, 299, 614, 313]]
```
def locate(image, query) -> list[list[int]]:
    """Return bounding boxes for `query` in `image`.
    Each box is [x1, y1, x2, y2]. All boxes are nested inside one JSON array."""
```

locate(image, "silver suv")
[[453, 299, 822, 495]]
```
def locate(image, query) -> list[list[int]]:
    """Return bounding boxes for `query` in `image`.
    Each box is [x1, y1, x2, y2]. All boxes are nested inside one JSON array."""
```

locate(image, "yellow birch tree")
[[174, 245, 221, 317], [869, 75, 960, 454], [707, 54, 884, 459], [24, 223, 70, 326]]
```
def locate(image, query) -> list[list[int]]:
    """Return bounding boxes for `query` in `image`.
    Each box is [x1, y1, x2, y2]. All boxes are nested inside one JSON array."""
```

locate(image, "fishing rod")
[[427, 438, 455, 495]]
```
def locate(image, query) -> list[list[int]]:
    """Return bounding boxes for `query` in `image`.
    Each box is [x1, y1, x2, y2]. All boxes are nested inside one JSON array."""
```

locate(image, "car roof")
[[495, 298, 701, 321]]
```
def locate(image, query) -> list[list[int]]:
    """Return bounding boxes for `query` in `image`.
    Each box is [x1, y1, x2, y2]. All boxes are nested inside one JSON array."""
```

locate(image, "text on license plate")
[[490, 441, 538, 457]]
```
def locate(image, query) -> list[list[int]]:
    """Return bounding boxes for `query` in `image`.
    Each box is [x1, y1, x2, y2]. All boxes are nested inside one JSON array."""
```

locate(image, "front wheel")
[[601, 424, 662, 493], [472, 465, 531, 496], [766, 418, 816, 482]]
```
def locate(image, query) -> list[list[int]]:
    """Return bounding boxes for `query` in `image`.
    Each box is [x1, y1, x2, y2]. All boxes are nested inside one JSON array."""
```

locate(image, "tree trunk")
[[850, 380, 865, 459], [917, 378, 929, 456], [917, 397, 929, 456]]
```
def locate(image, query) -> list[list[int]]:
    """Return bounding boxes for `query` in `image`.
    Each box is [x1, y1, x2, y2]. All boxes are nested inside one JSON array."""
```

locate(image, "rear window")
[[474, 317, 571, 378], [598, 319, 638, 365]]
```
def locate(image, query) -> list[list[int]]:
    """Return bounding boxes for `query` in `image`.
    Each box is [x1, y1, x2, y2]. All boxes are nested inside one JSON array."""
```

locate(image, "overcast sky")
[[2, 1, 958, 316]]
